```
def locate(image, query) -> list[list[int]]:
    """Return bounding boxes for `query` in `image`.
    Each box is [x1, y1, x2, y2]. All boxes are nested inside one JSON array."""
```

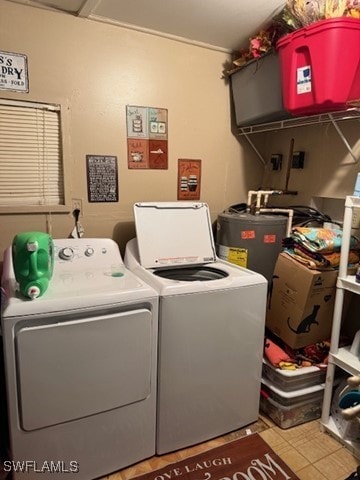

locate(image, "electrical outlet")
[[270, 154, 282, 171], [71, 198, 83, 215], [292, 151, 305, 169]]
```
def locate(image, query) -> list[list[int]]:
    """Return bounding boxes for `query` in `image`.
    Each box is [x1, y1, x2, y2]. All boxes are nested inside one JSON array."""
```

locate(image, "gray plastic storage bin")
[[230, 53, 290, 126]]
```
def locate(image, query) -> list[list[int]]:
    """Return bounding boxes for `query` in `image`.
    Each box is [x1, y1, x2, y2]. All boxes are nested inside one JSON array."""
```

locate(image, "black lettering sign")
[[86, 155, 119, 203]]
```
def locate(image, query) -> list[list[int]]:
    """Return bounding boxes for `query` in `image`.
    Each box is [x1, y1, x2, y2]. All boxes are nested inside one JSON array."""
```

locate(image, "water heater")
[[216, 212, 287, 283]]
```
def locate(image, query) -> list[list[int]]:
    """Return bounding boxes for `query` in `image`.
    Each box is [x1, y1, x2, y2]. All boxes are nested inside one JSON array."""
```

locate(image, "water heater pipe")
[[259, 208, 294, 237], [246, 190, 283, 213], [246, 190, 294, 236]]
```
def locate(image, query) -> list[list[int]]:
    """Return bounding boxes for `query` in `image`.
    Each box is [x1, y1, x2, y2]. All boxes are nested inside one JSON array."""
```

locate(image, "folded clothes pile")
[[283, 227, 360, 270]]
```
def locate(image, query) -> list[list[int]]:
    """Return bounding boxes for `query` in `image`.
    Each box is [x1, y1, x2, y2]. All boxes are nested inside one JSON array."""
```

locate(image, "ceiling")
[[6, 0, 287, 52]]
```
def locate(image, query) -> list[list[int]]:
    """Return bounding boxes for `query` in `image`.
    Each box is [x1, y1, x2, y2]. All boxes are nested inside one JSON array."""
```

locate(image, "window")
[[0, 99, 64, 207]]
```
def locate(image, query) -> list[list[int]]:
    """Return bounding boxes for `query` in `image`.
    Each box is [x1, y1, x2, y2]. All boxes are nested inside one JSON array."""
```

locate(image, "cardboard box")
[[266, 253, 338, 349]]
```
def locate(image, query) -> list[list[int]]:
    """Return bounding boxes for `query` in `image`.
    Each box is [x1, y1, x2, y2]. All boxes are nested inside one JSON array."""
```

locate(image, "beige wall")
[[258, 120, 360, 220], [1, 1, 359, 261], [0, 0, 264, 256]]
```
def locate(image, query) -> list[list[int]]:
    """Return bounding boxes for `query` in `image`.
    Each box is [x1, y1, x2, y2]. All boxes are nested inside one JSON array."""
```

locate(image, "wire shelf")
[[237, 107, 360, 136]]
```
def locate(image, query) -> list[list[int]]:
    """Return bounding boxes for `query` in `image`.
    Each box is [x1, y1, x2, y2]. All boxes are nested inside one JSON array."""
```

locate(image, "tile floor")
[[104, 415, 360, 480]]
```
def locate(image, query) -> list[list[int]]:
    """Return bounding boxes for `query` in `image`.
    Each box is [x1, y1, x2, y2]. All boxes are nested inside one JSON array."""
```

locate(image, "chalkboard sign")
[[86, 155, 118, 203]]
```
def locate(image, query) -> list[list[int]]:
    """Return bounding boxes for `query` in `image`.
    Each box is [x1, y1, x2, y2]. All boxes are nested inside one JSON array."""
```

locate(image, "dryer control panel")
[[54, 238, 124, 269]]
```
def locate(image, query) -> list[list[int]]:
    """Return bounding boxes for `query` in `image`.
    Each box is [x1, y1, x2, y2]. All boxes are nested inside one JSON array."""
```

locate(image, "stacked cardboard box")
[[266, 253, 338, 350]]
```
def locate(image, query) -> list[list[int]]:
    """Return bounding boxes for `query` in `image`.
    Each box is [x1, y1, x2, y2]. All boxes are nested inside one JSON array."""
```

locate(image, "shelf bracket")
[[237, 108, 360, 166], [240, 130, 266, 165], [328, 114, 358, 164]]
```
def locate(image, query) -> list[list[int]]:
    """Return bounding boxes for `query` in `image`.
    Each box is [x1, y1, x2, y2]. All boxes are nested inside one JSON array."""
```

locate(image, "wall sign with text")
[[0, 50, 29, 93], [86, 155, 118, 203], [126, 105, 168, 169], [177, 159, 201, 200]]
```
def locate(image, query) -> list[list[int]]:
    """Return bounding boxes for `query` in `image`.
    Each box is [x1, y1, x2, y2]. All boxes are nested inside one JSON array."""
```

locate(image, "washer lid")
[[134, 202, 216, 268]]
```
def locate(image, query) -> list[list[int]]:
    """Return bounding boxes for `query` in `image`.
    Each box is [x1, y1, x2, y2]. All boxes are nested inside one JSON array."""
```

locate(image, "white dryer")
[[1, 238, 158, 480], [124, 202, 267, 454]]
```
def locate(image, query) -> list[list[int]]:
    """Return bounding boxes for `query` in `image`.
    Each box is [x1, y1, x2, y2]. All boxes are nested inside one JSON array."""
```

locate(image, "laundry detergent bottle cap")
[[12, 231, 54, 299]]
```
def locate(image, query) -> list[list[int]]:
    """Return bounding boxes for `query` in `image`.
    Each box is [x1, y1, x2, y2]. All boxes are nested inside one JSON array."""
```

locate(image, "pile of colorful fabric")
[[283, 226, 360, 270], [264, 336, 330, 370]]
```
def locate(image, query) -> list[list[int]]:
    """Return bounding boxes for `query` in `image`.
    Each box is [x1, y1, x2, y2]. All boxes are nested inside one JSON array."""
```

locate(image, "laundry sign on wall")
[[177, 159, 201, 200], [126, 105, 168, 169], [0, 50, 29, 93], [86, 155, 119, 203]]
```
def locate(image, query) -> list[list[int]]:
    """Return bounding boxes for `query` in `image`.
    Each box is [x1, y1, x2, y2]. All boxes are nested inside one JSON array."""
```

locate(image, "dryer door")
[[16, 309, 153, 431]]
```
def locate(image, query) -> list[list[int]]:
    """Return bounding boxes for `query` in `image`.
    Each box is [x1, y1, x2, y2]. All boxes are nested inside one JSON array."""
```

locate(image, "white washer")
[[1, 238, 158, 480], [124, 202, 268, 454]]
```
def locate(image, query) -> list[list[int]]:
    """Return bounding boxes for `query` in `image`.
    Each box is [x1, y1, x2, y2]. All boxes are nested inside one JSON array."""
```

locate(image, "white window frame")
[[0, 98, 68, 213]]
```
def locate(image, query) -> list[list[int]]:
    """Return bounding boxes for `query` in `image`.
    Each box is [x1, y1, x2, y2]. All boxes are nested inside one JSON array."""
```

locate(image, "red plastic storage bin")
[[277, 17, 360, 115]]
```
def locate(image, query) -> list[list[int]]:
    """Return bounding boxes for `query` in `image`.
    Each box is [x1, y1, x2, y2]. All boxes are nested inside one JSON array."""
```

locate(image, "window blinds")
[[0, 99, 64, 206]]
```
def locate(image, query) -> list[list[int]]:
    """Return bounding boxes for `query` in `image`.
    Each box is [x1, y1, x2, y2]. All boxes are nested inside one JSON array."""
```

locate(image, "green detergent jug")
[[12, 231, 54, 299]]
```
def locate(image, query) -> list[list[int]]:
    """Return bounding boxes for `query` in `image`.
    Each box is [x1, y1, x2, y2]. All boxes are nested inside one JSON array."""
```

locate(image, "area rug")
[[134, 434, 299, 480]]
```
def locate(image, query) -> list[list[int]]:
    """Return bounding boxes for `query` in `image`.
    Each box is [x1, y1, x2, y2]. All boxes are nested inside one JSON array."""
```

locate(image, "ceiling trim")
[[4, 0, 64, 13], [88, 14, 232, 53], [77, 0, 102, 18]]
